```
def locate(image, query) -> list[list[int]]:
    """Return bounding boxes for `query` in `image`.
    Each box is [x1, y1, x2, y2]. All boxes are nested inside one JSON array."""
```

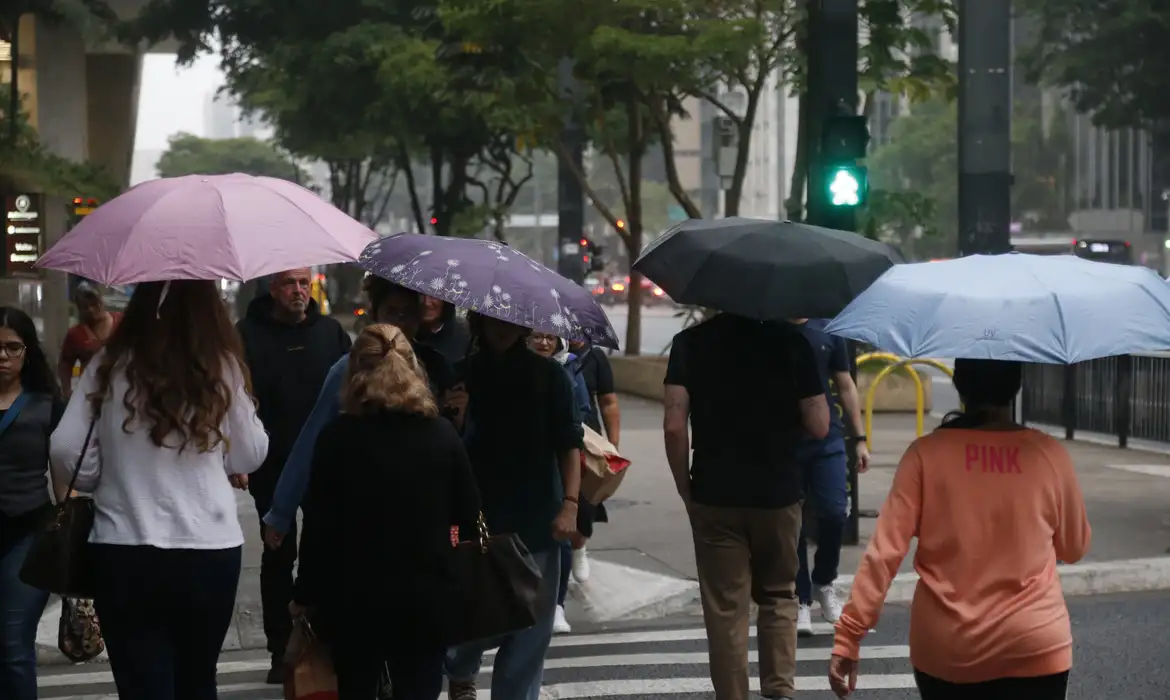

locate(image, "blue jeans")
[[0, 529, 50, 700], [446, 549, 560, 700], [557, 542, 571, 606], [795, 447, 848, 604]]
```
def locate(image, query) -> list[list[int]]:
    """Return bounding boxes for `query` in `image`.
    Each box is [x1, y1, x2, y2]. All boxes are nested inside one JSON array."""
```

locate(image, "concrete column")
[[31, 21, 88, 359], [86, 52, 141, 187]]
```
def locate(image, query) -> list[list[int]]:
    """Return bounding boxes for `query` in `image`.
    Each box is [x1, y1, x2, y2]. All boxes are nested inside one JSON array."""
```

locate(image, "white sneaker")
[[571, 547, 591, 583], [797, 603, 814, 637], [816, 584, 843, 623], [553, 605, 571, 634]]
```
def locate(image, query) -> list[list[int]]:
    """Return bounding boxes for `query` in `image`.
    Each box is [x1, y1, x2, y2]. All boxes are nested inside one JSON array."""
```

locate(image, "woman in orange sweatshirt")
[[828, 359, 1090, 699]]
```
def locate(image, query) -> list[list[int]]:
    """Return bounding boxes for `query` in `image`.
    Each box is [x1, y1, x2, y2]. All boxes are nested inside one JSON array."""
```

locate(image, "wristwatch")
[[851, 435, 867, 444]]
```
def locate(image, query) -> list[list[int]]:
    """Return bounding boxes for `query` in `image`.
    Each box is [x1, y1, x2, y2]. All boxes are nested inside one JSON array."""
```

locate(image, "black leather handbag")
[[442, 514, 545, 647], [20, 417, 98, 598]]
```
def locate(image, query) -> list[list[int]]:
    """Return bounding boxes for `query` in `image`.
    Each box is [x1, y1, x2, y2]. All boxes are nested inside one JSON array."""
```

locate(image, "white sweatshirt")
[[49, 351, 269, 550]]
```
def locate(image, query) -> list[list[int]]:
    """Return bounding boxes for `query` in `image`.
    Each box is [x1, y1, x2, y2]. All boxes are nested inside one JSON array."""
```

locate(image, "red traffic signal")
[[430, 217, 438, 225], [579, 238, 588, 247]]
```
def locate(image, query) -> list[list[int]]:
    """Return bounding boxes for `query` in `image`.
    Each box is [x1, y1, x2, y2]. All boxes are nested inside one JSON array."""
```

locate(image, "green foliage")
[[0, 85, 119, 201], [155, 132, 306, 181], [1016, 0, 1170, 133], [858, 0, 957, 105]]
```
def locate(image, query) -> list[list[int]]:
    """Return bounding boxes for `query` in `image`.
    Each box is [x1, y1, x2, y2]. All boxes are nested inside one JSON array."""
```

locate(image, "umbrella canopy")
[[825, 253, 1170, 364], [36, 174, 378, 285], [633, 217, 903, 321], [358, 234, 619, 349]]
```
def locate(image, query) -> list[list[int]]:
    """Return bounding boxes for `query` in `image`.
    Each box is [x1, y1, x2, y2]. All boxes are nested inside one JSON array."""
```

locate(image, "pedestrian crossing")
[[37, 622, 916, 699]]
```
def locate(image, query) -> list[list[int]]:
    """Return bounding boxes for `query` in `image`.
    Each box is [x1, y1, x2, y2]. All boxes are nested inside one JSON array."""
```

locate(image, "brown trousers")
[[690, 502, 802, 700]]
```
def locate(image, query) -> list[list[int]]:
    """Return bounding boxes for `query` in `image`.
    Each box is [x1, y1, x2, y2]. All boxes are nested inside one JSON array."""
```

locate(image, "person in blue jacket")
[[261, 275, 457, 548], [526, 332, 591, 635]]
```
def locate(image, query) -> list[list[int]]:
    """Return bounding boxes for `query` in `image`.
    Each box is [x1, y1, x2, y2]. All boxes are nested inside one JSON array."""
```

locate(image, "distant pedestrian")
[[566, 339, 620, 585], [260, 276, 457, 549], [416, 295, 471, 364], [236, 268, 351, 683], [786, 319, 870, 635], [49, 280, 268, 700], [57, 283, 121, 399], [0, 308, 64, 700], [444, 313, 583, 700], [527, 332, 591, 634], [829, 359, 1091, 700], [292, 324, 480, 700], [663, 313, 828, 700]]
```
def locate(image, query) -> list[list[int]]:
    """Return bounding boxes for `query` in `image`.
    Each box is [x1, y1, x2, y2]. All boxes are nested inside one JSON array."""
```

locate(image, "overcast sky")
[[135, 53, 223, 150]]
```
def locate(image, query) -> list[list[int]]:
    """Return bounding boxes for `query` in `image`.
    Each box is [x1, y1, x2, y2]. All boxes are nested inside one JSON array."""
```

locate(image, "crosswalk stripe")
[[483, 645, 909, 672], [38, 659, 269, 687], [440, 674, 920, 699], [541, 622, 835, 648]]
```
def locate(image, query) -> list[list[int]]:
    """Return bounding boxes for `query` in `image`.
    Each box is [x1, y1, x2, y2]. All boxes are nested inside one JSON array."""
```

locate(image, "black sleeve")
[[49, 395, 66, 432], [293, 422, 343, 607], [424, 350, 457, 395], [445, 422, 482, 541], [337, 321, 353, 355], [592, 348, 616, 395], [663, 334, 688, 387], [789, 334, 825, 400], [547, 361, 585, 453]]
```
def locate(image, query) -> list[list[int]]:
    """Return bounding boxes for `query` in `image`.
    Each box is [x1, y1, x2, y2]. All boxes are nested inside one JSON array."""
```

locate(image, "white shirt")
[[49, 351, 269, 550]]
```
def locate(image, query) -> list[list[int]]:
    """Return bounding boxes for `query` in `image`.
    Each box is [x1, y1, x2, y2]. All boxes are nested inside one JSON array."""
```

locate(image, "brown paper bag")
[[283, 618, 338, 700], [580, 425, 632, 504]]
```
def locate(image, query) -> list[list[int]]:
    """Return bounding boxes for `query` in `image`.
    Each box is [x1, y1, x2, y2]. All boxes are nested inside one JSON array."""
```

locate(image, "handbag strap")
[[62, 415, 99, 503], [0, 393, 29, 439]]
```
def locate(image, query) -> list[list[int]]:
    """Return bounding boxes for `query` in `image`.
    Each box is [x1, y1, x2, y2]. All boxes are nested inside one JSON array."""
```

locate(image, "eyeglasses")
[[0, 343, 26, 358]]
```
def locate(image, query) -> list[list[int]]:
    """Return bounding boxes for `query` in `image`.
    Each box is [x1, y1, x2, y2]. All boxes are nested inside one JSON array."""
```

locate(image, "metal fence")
[[1021, 352, 1170, 447]]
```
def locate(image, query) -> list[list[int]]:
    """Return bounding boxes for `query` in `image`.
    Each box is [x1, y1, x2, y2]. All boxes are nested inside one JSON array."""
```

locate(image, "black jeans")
[[251, 484, 298, 657], [334, 643, 445, 700], [914, 668, 1069, 700], [92, 544, 242, 700]]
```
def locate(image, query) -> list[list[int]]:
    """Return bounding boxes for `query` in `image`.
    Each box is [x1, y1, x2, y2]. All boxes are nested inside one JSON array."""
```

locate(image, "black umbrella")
[[633, 217, 903, 321]]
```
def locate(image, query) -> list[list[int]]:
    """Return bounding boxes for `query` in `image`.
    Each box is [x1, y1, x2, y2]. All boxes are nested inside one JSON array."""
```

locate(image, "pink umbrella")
[[36, 174, 378, 285]]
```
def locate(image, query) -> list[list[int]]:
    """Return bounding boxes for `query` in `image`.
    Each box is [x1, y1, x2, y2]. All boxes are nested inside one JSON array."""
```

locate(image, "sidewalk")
[[568, 395, 1170, 621]]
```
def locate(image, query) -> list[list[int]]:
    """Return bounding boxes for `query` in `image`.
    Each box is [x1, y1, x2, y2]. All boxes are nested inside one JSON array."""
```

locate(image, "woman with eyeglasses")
[[0, 307, 66, 699]]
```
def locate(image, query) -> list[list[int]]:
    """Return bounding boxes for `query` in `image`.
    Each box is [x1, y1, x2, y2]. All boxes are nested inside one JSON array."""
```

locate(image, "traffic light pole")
[[957, 0, 1013, 256], [805, 0, 864, 546], [556, 58, 587, 285]]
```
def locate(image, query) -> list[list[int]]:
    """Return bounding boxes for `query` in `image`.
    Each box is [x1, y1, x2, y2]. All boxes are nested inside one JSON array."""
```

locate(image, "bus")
[[1010, 236, 1135, 265]]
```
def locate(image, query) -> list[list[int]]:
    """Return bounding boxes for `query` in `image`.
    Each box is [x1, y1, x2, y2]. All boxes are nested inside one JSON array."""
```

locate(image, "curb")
[[671, 556, 1170, 619]]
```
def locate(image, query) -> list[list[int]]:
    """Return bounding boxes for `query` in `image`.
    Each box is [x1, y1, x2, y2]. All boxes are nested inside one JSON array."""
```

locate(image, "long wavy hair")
[[88, 280, 252, 452], [0, 307, 58, 396], [342, 324, 437, 418]]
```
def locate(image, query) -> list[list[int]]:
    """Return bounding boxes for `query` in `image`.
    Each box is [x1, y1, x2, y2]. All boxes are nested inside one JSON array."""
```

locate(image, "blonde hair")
[[342, 324, 438, 418]]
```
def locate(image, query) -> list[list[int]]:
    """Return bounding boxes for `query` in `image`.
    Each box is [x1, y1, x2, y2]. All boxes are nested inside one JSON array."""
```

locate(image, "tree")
[[438, 0, 728, 354], [155, 132, 307, 181], [1015, 0, 1170, 134]]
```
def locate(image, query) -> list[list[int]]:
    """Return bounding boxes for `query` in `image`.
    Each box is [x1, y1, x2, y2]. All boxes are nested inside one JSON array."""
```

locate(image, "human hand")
[[445, 384, 469, 428], [855, 441, 871, 474], [828, 654, 858, 697], [288, 601, 309, 620], [264, 527, 286, 550], [229, 474, 249, 490], [552, 501, 578, 540]]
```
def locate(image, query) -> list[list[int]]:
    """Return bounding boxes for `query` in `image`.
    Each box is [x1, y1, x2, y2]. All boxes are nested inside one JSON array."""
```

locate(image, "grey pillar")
[[556, 58, 586, 284], [957, 0, 1013, 255]]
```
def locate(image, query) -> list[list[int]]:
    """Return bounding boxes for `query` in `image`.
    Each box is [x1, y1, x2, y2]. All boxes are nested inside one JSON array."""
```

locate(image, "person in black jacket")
[[293, 323, 479, 700], [235, 267, 352, 682], [416, 296, 471, 364]]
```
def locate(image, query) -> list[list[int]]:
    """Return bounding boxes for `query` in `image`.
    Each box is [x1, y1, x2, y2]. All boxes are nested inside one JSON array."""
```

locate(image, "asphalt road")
[[37, 590, 1170, 699]]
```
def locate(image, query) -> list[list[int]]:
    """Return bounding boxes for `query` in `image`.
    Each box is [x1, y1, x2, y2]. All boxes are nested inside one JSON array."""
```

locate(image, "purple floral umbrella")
[[358, 234, 619, 349]]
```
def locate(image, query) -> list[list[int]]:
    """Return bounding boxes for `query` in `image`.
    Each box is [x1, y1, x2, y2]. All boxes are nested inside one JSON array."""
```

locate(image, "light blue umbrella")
[[824, 253, 1170, 363]]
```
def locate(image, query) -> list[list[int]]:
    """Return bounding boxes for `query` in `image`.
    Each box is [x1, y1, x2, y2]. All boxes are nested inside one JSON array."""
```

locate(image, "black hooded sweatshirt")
[[237, 294, 352, 486], [415, 301, 472, 364]]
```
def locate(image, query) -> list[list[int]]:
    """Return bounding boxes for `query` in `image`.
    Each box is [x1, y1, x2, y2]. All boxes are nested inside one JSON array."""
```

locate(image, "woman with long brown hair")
[[292, 323, 480, 700], [49, 280, 269, 700]]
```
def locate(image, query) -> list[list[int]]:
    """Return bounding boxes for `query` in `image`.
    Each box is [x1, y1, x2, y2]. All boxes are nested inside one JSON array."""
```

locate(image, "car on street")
[[600, 276, 673, 307]]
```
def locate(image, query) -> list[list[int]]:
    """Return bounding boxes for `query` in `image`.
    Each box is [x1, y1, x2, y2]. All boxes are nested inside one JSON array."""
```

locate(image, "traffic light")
[[818, 115, 870, 208], [72, 197, 99, 217], [579, 237, 605, 273], [827, 166, 867, 207], [430, 217, 438, 226]]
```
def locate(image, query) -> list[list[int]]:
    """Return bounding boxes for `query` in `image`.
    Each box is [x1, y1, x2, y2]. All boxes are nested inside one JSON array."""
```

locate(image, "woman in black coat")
[[293, 323, 481, 700]]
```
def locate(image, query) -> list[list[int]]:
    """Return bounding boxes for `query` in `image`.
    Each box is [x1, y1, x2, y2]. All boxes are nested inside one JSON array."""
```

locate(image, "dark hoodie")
[[236, 294, 352, 486], [415, 301, 472, 364]]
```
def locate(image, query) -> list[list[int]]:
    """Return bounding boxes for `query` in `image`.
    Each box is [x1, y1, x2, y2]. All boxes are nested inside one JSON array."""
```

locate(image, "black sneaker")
[[266, 655, 284, 685]]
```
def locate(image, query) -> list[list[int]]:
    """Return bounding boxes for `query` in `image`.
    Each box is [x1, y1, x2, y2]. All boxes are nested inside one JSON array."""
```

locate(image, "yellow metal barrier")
[[861, 356, 956, 450]]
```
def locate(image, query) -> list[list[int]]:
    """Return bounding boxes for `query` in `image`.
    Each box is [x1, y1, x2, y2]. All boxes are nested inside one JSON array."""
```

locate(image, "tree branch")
[[648, 95, 702, 218], [551, 137, 630, 248]]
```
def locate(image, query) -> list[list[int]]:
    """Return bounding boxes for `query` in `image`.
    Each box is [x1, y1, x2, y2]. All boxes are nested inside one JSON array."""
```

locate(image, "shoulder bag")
[[20, 414, 99, 598]]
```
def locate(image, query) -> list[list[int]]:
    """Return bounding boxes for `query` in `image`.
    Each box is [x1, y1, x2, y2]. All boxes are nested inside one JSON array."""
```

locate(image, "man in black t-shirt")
[[663, 313, 828, 700]]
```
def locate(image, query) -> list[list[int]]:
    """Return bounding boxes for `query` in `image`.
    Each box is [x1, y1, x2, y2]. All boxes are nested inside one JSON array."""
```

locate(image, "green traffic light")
[[829, 168, 861, 206]]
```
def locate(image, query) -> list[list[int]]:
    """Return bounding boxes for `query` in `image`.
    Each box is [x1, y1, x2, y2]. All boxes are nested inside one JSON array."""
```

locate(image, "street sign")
[[3, 193, 45, 278]]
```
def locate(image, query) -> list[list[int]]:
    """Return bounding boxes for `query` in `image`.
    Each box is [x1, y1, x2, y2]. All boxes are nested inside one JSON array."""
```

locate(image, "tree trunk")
[[724, 94, 760, 217], [624, 98, 646, 356]]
